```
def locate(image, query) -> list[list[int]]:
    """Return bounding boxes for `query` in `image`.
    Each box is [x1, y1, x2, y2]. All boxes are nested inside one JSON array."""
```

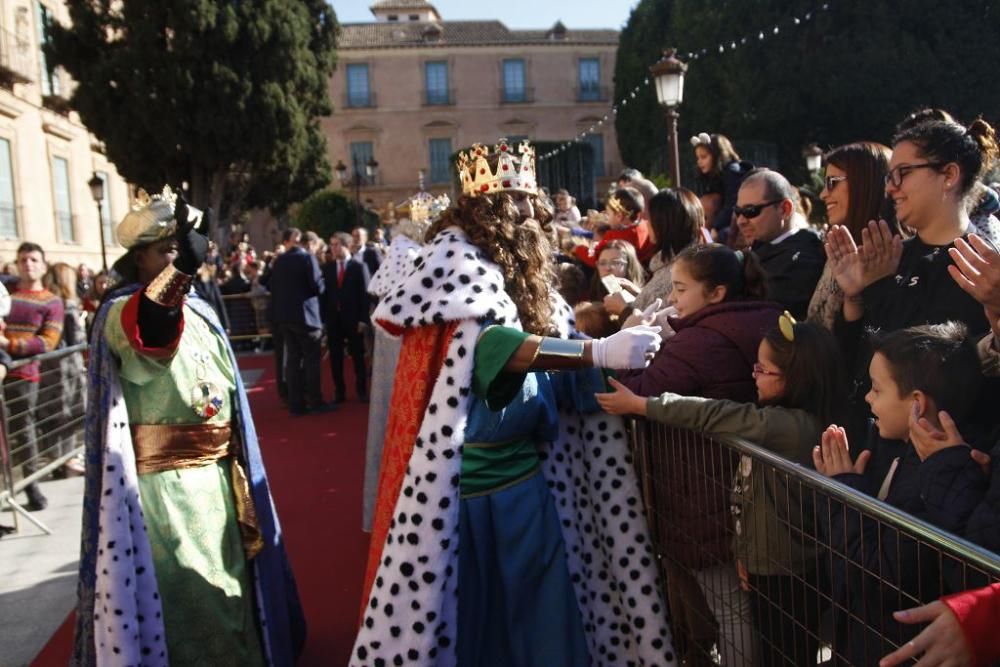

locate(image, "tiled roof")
[[371, 0, 435, 8], [339, 20, 618, 49]]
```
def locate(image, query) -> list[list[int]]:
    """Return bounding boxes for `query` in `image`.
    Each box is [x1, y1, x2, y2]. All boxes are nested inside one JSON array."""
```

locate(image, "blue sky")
[[330, 0, 638, 29]]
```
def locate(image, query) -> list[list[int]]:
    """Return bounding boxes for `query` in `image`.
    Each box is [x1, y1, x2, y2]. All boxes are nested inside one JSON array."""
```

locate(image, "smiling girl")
[[597, 314, 846, 667]]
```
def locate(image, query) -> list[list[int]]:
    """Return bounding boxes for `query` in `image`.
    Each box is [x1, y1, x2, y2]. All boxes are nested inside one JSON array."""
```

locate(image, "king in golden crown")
[[456, 138, 537, 197]]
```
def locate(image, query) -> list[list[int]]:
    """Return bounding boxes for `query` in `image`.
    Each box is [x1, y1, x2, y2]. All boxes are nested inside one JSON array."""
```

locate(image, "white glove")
[[592, 324, 662, 369]]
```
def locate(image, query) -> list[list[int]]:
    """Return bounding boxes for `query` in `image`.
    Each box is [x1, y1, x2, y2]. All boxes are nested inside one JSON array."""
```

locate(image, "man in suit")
[[351, 226, 382, 278], [258, 230, 296, 404], [266, 228, 334, 415], [324, 232, 371, 402]]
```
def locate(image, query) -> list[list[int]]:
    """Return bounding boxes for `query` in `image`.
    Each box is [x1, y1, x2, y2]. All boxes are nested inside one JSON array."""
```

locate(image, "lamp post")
[[87, 172, 108, 273], [650, 49, 687, 188], [336, 154, 380, 228], [803, 144, 824, 173]]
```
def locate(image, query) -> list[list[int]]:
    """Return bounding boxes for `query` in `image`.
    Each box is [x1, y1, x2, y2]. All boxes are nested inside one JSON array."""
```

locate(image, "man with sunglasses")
[[735, 168, 825, 319]]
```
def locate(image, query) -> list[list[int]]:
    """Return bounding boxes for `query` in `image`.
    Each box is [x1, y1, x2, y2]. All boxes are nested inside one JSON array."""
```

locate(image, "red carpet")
[[32, 352, 372, 666]]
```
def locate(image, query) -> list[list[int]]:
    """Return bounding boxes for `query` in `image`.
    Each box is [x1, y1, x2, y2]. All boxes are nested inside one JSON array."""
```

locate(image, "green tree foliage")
[[47, 0, 338, 222], [294, 189, 376, 239], [612, 0, 674, 178], [615, 0, 1000, 184]]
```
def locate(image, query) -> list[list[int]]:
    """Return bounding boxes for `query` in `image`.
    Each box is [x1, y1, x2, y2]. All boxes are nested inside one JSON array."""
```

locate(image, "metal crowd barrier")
[[629, 421, 1000, 667], [221, 292, 272, 343], [0, 343, 88, 535]]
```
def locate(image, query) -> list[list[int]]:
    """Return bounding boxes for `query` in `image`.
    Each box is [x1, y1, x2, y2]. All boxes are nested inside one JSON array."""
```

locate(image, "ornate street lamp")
[[334, 160, 349, 186], [336, 154, 379, 228], [650, 49, 687, 188], [88, 172, 108, 273], [803, 144, 824, 173]]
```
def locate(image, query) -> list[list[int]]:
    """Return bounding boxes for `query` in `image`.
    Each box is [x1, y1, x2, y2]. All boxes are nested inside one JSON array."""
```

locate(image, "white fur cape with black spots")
[[351, 226, 675, 666]]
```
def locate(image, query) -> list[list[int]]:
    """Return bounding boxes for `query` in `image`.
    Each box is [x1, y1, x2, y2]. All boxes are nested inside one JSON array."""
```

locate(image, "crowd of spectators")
[[546, 109, 1000, 667], [2, 106, 1000, 664]]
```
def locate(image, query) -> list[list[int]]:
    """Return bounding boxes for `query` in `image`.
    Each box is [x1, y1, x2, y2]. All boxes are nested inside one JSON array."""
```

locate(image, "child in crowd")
[[597, 313, 846, 667], [575, 187, 654, 266], [612, 242, 780, 667], [813, 322, 990, 667]]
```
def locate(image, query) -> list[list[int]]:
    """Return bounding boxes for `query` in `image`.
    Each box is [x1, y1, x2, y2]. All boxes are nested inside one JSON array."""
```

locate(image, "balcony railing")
[[0, 27, 33, 87], [344, 91, 377, 109], [423, 87, 454, 106], [500, 86, 534, 104], [576, 84, 610, 103]]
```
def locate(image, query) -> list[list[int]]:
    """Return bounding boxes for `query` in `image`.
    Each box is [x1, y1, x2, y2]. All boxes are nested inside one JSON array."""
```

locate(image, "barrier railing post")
[[0, 343, 89, 535], [631, 420, 1000, 665]]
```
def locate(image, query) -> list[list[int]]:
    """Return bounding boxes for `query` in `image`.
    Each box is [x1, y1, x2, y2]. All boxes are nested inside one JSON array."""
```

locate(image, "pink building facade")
[[326, 0, 623, 212]]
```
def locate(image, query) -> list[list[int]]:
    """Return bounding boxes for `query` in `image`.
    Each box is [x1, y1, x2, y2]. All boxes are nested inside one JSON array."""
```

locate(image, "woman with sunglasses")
[[807, 142, 896, 329], [826, 116, 999, 437]]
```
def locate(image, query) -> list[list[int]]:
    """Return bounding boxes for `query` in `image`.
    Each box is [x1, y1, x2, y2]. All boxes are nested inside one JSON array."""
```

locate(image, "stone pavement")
[[0, 364, 267, 667], [0, 475, 84, 667]]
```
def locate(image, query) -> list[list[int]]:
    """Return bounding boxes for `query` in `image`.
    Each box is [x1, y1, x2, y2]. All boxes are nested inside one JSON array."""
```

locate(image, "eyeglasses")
[[733, 199, 783, 220], [597, 259, 628, 269], [884, 162, 945, 188], [823, 175, 847, 192], [752, 362, 782, 378]]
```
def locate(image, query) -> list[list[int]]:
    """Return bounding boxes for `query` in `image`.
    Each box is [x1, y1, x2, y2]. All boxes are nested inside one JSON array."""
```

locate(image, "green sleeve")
[[103, 299, 173, 386], [645, 392, 813, 460], [473, 325, 531, 410]]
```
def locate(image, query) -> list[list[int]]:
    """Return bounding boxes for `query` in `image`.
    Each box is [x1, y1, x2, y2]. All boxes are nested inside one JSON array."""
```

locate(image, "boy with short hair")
[[815, 321, 990, 666]]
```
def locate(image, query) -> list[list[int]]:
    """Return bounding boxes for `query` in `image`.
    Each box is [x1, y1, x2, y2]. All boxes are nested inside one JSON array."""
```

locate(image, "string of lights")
[[537, 2, 833, 162]]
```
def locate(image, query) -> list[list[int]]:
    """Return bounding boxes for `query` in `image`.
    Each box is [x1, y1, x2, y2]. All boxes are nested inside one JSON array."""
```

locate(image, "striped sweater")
[[6, 288, 64, 381]]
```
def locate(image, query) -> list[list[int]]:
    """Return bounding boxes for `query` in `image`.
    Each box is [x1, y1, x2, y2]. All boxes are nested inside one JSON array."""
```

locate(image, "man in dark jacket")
[[351, 226, 382, 278], [324, 232, 371, 402], [265, 229, 333, 415], [736, 169, 825, 320]]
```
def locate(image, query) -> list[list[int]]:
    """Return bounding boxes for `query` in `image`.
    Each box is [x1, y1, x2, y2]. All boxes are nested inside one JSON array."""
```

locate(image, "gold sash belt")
[[131, 423, 264, 559]]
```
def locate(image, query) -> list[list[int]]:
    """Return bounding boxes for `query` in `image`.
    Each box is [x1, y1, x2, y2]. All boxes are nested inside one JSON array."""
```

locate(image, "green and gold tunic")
[[104, 299, 265, 667]]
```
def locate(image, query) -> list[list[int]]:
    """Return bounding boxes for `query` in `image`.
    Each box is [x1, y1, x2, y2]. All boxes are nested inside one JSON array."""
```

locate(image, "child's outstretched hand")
[[909, 405, 968, 462], [595, 377, 647, 416], [813, 425, 871, 477]]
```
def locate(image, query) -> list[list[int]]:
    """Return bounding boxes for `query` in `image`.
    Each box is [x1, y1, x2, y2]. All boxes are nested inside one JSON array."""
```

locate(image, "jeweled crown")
[[457, 138, 537, 197]]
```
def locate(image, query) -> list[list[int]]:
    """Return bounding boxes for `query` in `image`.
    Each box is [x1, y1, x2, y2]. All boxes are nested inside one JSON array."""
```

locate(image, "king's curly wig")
[[427, 191, 556, 336]]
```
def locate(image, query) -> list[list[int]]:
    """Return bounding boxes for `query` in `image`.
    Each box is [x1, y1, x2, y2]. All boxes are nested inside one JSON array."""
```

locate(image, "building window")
[[579, 58, 601, 101], [346, 63, 371, 107], [584, 134, 605, 177], [388, 14, 398, 21], [502, 59, 526, 102], [429, 138, 452, 184], [52, 156, 73, 241], [349, 141, 374, 184], [0, 139, 16, 239], [425, 61, 449, 105], [409, 14, 419, 21], [96, 170, 113, 245], [35, 1, 60, 98]]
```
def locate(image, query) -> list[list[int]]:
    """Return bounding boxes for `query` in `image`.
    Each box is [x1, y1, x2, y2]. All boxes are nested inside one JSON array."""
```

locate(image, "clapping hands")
[[813, 425, 872, 477], [948, 233, 1000, 335], [825, 220, 902, 298]]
